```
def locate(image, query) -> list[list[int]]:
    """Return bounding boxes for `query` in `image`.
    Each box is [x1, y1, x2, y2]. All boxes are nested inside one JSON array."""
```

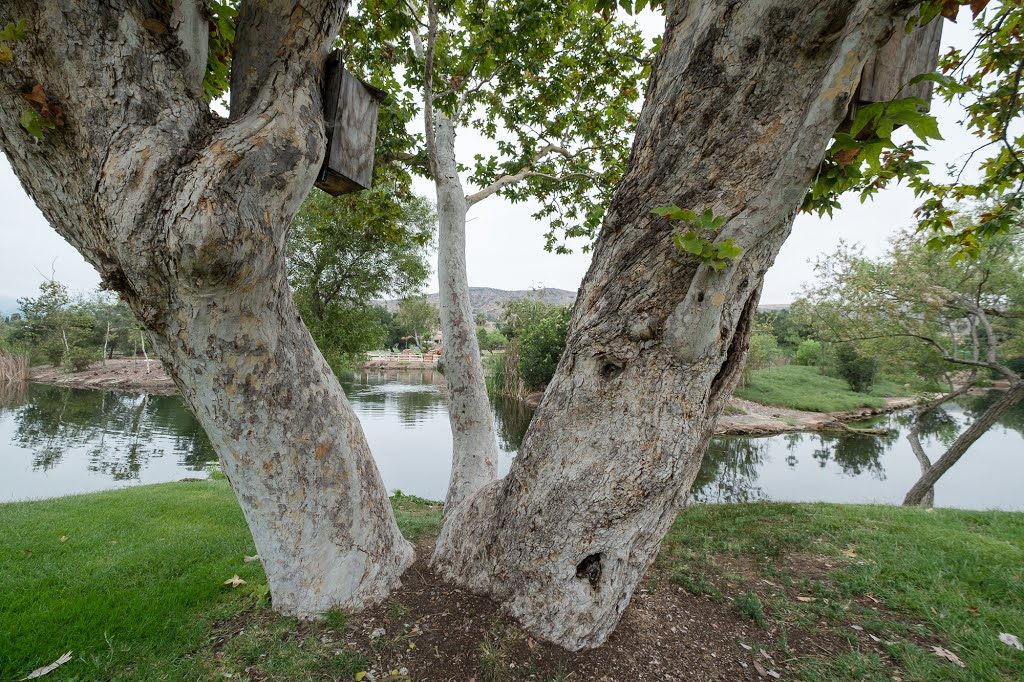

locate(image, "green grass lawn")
[[0, 481, 440, 681], [660, 503, 1024, 681], [2, 482, 1022, 680], [733, 365, 921, 412]]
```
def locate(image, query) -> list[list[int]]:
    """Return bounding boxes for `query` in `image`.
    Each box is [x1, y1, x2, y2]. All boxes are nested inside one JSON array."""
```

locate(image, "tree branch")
[[464, 144, 590, 207]]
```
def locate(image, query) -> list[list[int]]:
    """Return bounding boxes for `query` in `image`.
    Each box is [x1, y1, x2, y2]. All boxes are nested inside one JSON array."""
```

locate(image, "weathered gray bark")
[[413, 13, 500, 512], [433, 0, 919, 650], [0, 0, 412, 616], [904, 383, 1024, 506]]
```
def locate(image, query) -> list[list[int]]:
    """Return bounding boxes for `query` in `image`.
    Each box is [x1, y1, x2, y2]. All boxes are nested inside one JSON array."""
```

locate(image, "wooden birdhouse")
[[846, 18, 944, 124], [315, 50, 387, 196]]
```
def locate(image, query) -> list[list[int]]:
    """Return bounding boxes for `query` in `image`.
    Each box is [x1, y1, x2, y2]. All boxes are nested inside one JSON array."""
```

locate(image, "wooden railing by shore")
[[363, 351, 441, 368]]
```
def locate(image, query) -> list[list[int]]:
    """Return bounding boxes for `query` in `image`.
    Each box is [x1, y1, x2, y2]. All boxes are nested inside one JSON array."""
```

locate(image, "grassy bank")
[[734, 365, 922, 412], [2, 482, 1021, 680]]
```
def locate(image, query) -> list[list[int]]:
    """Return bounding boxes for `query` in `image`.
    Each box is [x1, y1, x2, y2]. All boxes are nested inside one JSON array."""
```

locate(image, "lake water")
[[1, 372, 1021, 510]]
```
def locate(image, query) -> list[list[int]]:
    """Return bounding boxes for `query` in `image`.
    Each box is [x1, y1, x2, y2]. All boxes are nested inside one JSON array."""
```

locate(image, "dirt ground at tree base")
[[203, 538, 931, 682]]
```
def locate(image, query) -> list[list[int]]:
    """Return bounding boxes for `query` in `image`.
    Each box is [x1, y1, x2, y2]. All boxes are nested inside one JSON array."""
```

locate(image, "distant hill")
[[386, 287, 577, 321], [0, 295, 20, 318], [384, 288, 789, 320]]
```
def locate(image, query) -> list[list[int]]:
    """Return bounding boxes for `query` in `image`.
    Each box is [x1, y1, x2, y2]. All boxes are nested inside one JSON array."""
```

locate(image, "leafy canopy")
[[341, 0, 653, 252]]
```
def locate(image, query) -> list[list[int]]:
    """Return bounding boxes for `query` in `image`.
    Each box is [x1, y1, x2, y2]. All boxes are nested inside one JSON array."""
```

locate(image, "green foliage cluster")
[[342, 0, 652, 253], [288, 187, 435, 369], [742, 333, 782, 386], [834, 344, 880, 394], [806, 1, 1024, 257], [793, 339, 826, 367], [796, 223, 1023, 390], [493, 299, 572, 390], [2, 281, 143, 371], [476, 326, 508, 352], [393, 295, 439, 351], [651, 206, 742, 271]]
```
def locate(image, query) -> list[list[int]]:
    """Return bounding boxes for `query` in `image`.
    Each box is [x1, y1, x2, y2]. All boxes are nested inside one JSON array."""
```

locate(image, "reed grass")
[[0, 348, 29, 385]]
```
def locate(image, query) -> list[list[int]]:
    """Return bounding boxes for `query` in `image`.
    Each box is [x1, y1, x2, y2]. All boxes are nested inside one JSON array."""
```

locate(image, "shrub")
[[793, 339, 825, 367], [518, 306, 570, 389], [834, 344, 879, 393], [67, 347, 99, 372], [42, 341, 66, 367]]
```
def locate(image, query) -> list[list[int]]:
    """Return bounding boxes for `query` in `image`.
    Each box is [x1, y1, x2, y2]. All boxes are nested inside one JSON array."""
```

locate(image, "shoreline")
[[29, 358, 178, 395], [28, 358, 922, 436]]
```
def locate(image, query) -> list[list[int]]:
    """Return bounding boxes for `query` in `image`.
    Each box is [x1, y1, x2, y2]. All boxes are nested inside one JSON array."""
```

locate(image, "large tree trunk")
[[903, 383, 1024, 506], [433, 0, 917, 650], [432, 113, 500, 511], [0, 0, 412, 616]]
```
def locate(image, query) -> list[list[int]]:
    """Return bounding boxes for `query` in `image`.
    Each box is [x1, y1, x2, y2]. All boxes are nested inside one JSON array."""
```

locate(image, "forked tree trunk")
[[433, 0, 919, 650], [432, 113, 500, 511], [0, 0, 412, 616], [904, 383, 1024, 506]]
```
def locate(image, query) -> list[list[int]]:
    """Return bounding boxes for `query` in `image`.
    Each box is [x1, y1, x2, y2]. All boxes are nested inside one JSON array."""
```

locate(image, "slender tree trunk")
[[903, 384, 1024, 506], [432, 113, 499, 511], [433, 0, 918, 650], [905, 381, 975, 507], [0, 0, 413, 616]]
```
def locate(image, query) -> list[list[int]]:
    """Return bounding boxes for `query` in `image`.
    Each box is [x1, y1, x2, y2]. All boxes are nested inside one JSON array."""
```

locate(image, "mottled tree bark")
[[413, 12, 500, 512], [433, 0, 919, 650], [0, 0, 412, 616], [432, 113, 500, 512]]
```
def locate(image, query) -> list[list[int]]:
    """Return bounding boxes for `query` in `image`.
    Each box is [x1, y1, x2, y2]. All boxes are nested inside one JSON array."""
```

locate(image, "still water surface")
[[1, 371, 1021, 509]]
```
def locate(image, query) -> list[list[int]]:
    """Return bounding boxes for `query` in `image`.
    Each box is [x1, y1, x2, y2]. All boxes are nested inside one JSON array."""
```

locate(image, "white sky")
[[0, 9, 980, 309]]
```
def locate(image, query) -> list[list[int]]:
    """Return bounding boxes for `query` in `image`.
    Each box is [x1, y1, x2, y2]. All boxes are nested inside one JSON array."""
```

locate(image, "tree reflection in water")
[[7, 384, 215, 478], [690, 437, 768, 504]]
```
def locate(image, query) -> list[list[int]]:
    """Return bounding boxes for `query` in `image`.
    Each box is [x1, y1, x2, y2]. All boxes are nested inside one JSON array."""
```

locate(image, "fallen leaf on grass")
[[931, 646, 965, 667], [753, 660, 768, 677], [223, 575, 247, 588], [841, 546, 858, 558], [243, 554, 259, 563], [21, 651, 72, 680], [796, 595, 815, 602], [998, 633, 1022, 650]]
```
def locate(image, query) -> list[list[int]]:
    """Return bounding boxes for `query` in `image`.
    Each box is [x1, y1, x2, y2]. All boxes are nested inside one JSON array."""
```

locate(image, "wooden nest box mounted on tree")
[[846, 18, 944, 121], [314, 50, 387, 196]]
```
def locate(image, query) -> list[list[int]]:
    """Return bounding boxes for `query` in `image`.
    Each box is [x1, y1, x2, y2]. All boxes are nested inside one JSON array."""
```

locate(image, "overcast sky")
[[0, 10, 979, 311]]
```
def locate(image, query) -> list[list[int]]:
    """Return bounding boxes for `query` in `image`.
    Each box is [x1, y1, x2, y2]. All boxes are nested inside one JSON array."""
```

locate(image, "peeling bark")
[[0, 0, 412, 616], [433, 0, 918, 650], [433, 113, 500, 512]]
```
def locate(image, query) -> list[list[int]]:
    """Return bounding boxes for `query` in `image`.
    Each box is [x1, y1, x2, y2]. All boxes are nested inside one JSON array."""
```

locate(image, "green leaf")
[[0, 19, 31, 43], [716, 239, 743, 260], [19, 108, 52, 139]]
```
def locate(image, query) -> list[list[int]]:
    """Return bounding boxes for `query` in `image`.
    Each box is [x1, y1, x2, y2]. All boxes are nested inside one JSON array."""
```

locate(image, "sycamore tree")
[[0, 0, 992, 651], [799, 224, 1023, 506], [288, 185, 434, 370], [340, 0, 651, 509]]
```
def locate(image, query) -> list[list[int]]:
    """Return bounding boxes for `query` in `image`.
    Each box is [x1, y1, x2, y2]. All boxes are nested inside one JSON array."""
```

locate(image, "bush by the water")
[[517, 306, 570, 389], [835, 344, 879, 393], [68, 347, 100, 372]]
